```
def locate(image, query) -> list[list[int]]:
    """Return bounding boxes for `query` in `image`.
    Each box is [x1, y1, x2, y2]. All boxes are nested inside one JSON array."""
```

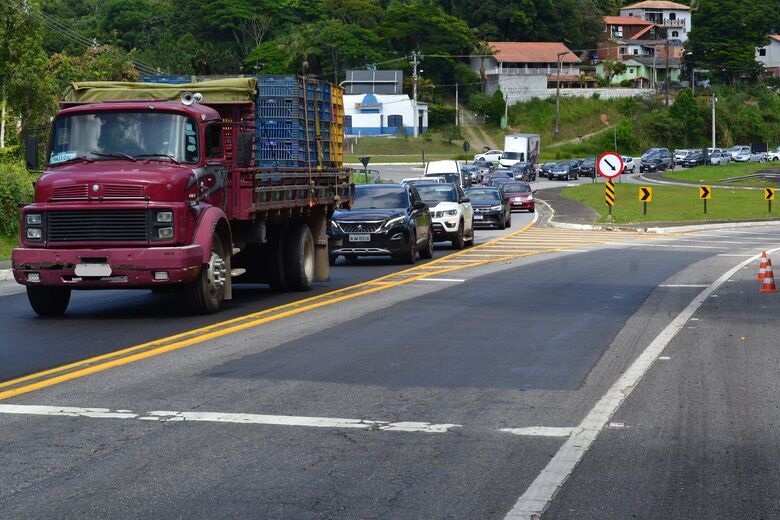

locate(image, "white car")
[[674, 149, 691, 162], [709, 152, 729, 165], [401, 176, 444, 185], [473, 149, 503, 163], [414, 183, 475, 249], [726, 145, 751, 162], [767, 147, 780, 161], [621, 156, 636, 173]]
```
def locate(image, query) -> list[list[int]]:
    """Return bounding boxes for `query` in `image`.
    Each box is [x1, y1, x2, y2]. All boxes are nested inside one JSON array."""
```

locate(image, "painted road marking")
[[503, 248, 775, 520], [718, 254, 758, 257], [659, 284, 710, 288], [419, 278, 466, 283], [0, 221, 678, 402], [500, 427, 576, 437], [0, 404, 460, 433]]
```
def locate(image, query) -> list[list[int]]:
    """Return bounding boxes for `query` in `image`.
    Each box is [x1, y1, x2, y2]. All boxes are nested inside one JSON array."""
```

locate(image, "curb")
[[637, 172, 764, 190]]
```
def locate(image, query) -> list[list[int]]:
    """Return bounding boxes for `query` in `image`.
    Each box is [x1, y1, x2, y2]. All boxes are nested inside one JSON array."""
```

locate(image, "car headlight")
[[156, 211, 173, 223], [330, 220, 341, 231], [489, 205, 503, 211], [382, 216, 406, 229], [26, 213, 42, 225], [445, 209, 458, 216]]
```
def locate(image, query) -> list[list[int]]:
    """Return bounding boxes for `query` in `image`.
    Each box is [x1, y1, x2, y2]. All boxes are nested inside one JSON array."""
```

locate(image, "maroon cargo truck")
[[12, 78, 352, 316]]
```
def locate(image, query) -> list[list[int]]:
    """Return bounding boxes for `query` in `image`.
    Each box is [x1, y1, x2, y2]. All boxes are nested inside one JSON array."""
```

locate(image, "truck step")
[[231, 268, 247, 278], [232, 247, 241, 255]]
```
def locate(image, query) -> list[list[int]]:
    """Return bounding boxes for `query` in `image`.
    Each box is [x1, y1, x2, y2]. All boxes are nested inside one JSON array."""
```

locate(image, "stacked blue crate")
[[255, 76, 334, 167]]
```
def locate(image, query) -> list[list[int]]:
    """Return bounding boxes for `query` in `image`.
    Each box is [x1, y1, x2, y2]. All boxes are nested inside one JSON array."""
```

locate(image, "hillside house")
[[619, 1, 691, 42], [757, 35, 780, 77]]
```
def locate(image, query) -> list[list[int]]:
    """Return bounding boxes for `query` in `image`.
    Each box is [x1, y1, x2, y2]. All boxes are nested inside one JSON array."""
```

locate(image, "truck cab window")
[[205, 124, 224, 159]]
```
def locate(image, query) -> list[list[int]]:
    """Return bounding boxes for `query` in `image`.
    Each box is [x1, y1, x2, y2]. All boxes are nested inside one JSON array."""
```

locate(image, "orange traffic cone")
[[758, 251, 769, 281], [761, 258, 777, 293]]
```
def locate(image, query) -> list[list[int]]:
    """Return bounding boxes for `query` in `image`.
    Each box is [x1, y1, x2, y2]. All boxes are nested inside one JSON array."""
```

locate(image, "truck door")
[[202, 123, 230, 212]]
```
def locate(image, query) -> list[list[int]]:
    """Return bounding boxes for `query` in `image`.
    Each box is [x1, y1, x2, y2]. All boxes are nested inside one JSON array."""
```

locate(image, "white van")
[[424, 160, 470, 187]]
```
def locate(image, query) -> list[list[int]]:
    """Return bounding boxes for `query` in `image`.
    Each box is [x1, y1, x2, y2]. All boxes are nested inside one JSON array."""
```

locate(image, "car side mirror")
[[413, 200, 427, 210], [532, 190, 538, 194], [235, 131, 253, 168], [459, 197, 470, 203], [25, 135, 40, 171]]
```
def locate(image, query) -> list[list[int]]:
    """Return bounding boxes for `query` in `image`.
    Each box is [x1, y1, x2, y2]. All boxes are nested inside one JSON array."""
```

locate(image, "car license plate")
[[349, 234, 371, 242], [74, 263, 112, 277], [474, 214, 484, 220]]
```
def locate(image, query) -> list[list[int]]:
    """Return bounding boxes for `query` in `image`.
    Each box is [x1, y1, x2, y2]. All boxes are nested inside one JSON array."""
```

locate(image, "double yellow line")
[[0, 222, 658, 401]]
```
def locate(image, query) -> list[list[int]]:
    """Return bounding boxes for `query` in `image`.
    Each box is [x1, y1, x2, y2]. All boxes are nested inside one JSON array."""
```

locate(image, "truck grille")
[[52, 185, 89, 199], [103, 184, 145, 198], [338, 221, 382, 233], [47, 210, 148, 242]]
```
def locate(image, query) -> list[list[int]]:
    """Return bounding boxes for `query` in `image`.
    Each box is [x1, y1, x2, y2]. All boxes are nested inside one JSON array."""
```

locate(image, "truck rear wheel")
[[186, 235, 227, 314], [284, 224, 315, 291], [27, 286, 71, 316]]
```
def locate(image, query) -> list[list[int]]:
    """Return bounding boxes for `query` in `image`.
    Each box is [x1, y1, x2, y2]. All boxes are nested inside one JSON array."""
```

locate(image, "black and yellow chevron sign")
[[605, 181, 616, 207], [639, 186, 652, 202], [699, 186, 712, 200], [765, 187, 775, 201]]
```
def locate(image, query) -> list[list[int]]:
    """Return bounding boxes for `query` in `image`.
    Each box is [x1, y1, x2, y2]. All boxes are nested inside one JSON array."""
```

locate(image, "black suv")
[[579, 157, 597, 177], [640, 148, 673, 172], [465, 186, 511, 230], [329, 184, 433, 264], [510, 161, 536, 181]]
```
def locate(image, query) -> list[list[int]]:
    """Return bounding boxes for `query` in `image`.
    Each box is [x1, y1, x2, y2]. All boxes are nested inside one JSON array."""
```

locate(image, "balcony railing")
[[648, 18, 686, 28], [487, 67, 580, 76]]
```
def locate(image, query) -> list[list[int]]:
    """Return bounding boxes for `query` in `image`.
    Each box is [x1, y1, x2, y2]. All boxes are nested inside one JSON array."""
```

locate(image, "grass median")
[[663, 162, 776, 187], [563, 183, 780, 225]]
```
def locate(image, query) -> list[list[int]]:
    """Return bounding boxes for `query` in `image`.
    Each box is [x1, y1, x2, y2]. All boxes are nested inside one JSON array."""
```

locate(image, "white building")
[[343, 93, 428, 137], [757, 35, 780, 76], [620, 1, 691, 42]]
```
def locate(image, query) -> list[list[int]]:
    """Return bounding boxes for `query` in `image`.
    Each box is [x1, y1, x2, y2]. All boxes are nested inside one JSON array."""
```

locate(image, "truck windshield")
[[49, 111, 199, 165], [502, 152, 522, 160]]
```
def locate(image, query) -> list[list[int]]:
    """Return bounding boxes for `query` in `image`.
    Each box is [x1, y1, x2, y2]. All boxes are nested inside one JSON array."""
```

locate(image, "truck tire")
[[186, 235, 227, 314], [284, 223, 314, 291], [27, 286, 71, 316]]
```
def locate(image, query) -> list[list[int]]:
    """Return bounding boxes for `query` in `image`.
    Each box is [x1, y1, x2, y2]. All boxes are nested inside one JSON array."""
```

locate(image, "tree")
[[686, 0, 771, 84], [324, 0, 383, 28], [306, 19, 384, 83], [48, 45, 139, 91], [669, 89, 705, 147], [601, 60, 627, 85], [489, 89, 506, 125]]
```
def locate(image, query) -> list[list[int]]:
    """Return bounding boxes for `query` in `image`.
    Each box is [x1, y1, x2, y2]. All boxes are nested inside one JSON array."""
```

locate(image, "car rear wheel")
[[420, 230, 434, 259]]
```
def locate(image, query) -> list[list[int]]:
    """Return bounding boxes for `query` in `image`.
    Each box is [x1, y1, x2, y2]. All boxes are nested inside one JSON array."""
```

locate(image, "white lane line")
[[0, 404, 460, 434], [625, 243, 723, 249], [501, 427, 576, 437], [659, 284, 710, 288], [717, 254, 756, 257], [419, 278, 466, 283], [503, 249, 771, 520]]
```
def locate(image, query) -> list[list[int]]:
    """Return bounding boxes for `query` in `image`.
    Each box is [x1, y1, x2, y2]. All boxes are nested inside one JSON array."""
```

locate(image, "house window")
[[387, 115, 403, 127], [760, 48, 767, 56], [672, 31, 679, 38], [633, 49, 639, 55], [669, 12, 677, 20], [344, 115, 352, 130], [629, 68, 635, 74], [619, 47, 626, 55]]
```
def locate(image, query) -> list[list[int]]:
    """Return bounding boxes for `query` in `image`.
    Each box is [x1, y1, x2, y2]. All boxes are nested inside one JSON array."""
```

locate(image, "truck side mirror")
[[235, 132, 253, 168], [25, 135, 40, 171]]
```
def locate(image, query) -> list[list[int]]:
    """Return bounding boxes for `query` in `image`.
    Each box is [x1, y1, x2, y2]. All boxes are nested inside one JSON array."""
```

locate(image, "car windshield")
[[353, 186, 409, 209], [466, 188, 501, 202], [543, 162, 556, 167], [416, 185, 457, 204], [503, 184, 531, 194], [426, 173, 460, 184], [583, 158, 596, 165], [49, 111, 199, 165], [552, 164, 568, 171], [502, 152, 521, 160]]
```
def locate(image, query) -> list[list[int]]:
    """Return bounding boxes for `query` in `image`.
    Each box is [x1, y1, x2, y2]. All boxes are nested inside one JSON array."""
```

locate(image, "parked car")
[[465, 186, 511, 230], [640, 156, 668, 172], [726, 145, 751, 162], [674, 149, 691, 163], [414, 182, 474, 249], [622, 156, 636, 174], [473, 149, 503, 163], [579, 157, 597, 178], [510, 161, 536, 181], [549, 160, 579, 181], [750, 152, 768, 162], [539, 161, 558, 178], [402, 176, 444, 185], [328, 183, 433, 265], [641, 148, 674, 170], [766, 147, 780, 161], [709, 151, 729, 166], [681, 151, 706, 168], [503, 182, 536, 213]]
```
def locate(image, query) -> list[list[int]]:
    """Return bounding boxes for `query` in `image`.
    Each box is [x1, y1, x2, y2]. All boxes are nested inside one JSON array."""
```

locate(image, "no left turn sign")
[[597, 152, 624, 179]]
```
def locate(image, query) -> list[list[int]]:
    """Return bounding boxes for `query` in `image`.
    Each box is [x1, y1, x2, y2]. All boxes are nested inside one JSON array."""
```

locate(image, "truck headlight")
[[156, 211, 173, 223], [26, 214, 42, 225], [157, 227, 174, 239], [26, 228, 43, 239]]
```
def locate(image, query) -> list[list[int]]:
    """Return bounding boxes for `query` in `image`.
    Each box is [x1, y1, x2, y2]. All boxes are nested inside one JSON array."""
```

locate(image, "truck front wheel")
[[27, 286, 71, 316], [186, 235, 227, 314], [284, 224, 315, 291]]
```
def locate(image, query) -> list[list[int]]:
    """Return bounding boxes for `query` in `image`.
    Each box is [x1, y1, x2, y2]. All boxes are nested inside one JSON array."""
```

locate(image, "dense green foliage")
[[0, 158, 35, 236]]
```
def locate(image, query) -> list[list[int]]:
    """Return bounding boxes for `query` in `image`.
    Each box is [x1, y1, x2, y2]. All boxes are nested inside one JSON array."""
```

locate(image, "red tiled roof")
[[488, 42, 579, 64], [769, 35, 780, 43], [604, 16, 653, 26], [631, 25, 656, 40], [623, 1, 690, 9]]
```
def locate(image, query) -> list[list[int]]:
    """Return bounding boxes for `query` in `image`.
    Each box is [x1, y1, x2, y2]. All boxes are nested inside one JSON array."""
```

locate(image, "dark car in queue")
[[465, 186, 511, 230], [681, 151, 705, 168], [539, 161, 558, 178], [548, 160, 580, 181], [510, 161, 536, 181], [328, 183, 433, 265], [640, 148, 673, 172], [487, 176, 513, 188], [461, 164, 478, 183], [579, 157, 597, 178], [503, 182, 536, 212]]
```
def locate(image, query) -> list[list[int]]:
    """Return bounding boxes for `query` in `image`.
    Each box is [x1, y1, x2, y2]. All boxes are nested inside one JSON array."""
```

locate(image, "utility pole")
[[503, 91, 509, 129], [555, 51, 568, 138], [455, 82, 459, 126], [665, 39, 670, 106], [411, 51, 420, 138], [711, 95, 717, 148]]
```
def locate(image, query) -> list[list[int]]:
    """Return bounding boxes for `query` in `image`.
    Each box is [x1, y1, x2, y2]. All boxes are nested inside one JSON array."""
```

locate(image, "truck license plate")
[[74, 263, 112, 277], [349, 234, 371, 242], [474, 214, 484, 220]]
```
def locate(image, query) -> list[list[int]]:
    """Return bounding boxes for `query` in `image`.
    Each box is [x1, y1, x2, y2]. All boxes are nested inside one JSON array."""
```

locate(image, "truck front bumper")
[[12, 246, 204, 288]]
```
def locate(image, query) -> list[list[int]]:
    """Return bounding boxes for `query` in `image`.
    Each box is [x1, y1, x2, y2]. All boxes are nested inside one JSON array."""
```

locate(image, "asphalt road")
[[3, 222, 780, 518]]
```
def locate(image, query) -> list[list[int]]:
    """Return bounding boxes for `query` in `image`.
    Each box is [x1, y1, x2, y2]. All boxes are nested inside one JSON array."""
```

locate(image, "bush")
[[0, 160, 36, 237], [440, 125, 462, 143], [428, 104, 456, 129]]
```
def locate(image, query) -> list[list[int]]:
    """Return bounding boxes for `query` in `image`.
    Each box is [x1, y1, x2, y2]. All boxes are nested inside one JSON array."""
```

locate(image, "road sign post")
[[597, 152, 624, 180], [463, 140, 470, 163], [766, 187, 775, 213], [639, 186, 652, 215], [605, 180, 616, 216], [699, 185, 711, 214]]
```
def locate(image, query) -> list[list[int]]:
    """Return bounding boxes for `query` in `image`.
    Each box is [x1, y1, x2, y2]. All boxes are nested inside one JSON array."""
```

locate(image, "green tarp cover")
[[62, 78, 257, 104]]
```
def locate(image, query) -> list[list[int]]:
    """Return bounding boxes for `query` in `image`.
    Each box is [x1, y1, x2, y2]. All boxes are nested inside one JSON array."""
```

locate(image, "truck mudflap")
[[12, 245, 203, 287]]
